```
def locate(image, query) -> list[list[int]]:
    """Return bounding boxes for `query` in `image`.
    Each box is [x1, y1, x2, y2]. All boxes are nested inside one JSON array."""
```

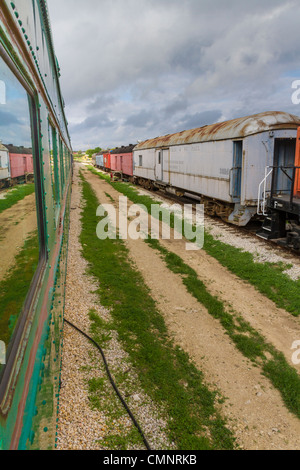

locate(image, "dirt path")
[[132, 188, 300, 368], [161, 238, 300, 369], [0, 193, 37, 281], [82, 167, 300, 450]]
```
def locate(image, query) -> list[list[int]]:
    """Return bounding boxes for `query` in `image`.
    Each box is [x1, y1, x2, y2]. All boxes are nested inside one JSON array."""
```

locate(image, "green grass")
[[87, 166, 300, 317], [87, 167, 300, 419], [203, 233, 300, 317], [79, 171, 236, 450], [0, 183, 35, 214], [0, 230, 39, 347], [146, 238, 300, 419]]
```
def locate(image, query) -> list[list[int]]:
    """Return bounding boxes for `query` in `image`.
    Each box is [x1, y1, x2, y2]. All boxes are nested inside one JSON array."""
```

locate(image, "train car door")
[[231, 141, 243, 200], [155, 149, 167, 181], [273, 138, 296, 196]]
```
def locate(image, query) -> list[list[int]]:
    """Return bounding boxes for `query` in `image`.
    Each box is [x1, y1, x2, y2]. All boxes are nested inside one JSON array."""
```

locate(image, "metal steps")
[[256, 212, 286, 240]]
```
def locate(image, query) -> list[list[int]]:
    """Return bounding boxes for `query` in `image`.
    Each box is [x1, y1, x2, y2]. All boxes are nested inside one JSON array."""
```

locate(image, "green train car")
[[0, 1, 72, 449]]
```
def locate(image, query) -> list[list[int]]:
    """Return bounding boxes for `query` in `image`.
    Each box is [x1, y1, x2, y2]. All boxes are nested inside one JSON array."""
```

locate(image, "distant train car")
[[133, 112, 300, 226], [0, 142, 10, 188], [110, 145, 134, 180], [0, 144, 34, 187], [103, 152, 111, 172], [6, 145, 34, 183], [95, 153, 104, 170]]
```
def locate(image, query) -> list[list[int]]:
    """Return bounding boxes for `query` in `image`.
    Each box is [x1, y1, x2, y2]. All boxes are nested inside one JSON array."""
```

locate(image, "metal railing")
[[257, 166, 273, 215], [257, 166, 300, 215]]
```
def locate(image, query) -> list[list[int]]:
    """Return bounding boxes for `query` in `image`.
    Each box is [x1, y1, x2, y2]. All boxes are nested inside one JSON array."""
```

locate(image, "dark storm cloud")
[[88, 94, 116, 111], [71, 114, 116, 133], [178, 110, 223, 131], [163, 97, 188, 116], [47, 0, 300, 149], [125, 111, 156, 128]]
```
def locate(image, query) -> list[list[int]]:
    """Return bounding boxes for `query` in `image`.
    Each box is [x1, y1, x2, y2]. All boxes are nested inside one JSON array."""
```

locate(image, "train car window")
[[64, 145, 68, 177], [0, 58, 40, 379], [48, 122, 60, 205], [59, 138, 65, 191]]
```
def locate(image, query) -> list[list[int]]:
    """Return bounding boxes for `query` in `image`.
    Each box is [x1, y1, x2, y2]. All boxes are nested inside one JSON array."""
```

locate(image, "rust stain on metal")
[[135, 111, 300, 150]]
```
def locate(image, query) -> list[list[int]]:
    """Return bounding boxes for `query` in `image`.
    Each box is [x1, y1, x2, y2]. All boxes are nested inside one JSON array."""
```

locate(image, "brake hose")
[[64, 318, 152, 451]]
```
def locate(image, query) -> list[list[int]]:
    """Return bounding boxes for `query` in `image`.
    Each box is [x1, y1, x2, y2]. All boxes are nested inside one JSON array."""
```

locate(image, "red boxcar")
[[110, 145, 134, 178], [103, 152, 111, 172], [110, 153, 117, 172], [10, 154, 33, 179], [6, 145, 34, 181]]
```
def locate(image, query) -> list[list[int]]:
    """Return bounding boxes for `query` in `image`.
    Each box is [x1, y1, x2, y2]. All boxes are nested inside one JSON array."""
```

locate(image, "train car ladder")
[[257, 166, 273, 215]]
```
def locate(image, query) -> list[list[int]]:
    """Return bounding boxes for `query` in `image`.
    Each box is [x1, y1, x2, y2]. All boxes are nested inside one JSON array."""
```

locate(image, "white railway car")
[[0, 142, 10, 187], [133, 112, 300, 226]]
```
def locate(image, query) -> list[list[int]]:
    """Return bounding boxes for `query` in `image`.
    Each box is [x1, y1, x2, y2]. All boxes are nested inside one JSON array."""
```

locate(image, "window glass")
[[139, 155, 143, 167], [48, 122, 60, 204], [0, 58, 39, 377], [64, 145, 68, 179], [59, 138, 64, 191]]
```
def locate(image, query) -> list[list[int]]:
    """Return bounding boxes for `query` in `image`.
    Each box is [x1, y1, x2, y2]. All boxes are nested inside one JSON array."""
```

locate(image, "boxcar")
[[133, 112, 300, 226], [103, 152, 111, 172], [0, 142, 10, 187], [95, 153, 104, 169], [6, 145, 34, 183], [110, 145, 134, 180]]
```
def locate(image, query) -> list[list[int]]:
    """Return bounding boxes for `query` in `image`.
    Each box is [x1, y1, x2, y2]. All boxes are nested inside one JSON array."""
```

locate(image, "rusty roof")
[[111, 144, 135, 154], [4, 144, 32, 154], [0, 142, 8, 152], [134, 111, 300, 150]]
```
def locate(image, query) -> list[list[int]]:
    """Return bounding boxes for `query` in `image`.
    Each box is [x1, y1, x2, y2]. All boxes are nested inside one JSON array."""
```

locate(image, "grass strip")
[[87, 166, 300, 317], [145, 238, 300, 420], [79, 171, 236, 450], [0, 183, 35, 214]]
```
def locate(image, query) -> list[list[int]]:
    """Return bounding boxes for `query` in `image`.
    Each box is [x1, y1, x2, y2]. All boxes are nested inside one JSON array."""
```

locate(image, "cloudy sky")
[[47, 0, 300, 151]]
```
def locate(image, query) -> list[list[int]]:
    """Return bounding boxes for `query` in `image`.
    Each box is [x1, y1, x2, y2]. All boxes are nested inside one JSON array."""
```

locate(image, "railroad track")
[[136, 185, 300, 260]]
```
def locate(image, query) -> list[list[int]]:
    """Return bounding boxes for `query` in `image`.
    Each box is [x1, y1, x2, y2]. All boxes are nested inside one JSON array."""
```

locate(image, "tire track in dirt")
[[83, 168, 300, 450], [160, 237, 300, 371]]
